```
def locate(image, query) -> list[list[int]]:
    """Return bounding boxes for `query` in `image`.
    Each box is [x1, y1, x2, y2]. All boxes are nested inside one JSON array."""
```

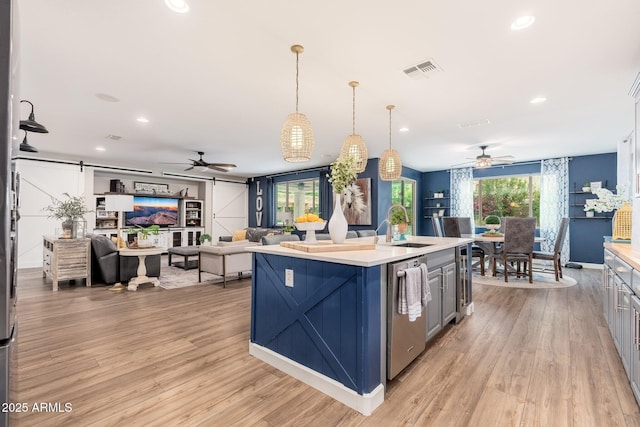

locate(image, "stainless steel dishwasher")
[[387, 255, 428, 380]]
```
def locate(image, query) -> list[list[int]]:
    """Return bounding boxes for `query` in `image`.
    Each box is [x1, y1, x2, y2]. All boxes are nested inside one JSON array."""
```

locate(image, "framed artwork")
[[96, 210, 110, 218], [133, 181, 169, 193], [342, 178, 372, 225]]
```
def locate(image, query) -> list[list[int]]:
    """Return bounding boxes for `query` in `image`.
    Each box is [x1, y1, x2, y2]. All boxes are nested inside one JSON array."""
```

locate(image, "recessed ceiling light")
[[95, 147, 106, 152], [164, 0, 189, 13], [136, 117, 149, 123], [399, 127, 409, 133], [511, 15, 535, 31], [530, 96, 547, 104]]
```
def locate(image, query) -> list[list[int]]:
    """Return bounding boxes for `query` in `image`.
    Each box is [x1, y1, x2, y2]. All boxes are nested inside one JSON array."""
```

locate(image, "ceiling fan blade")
[[160, 162, 191, 165], [207, 164, 235, 172], [184, 166, 194, 171], [492, 155, 515, 161]]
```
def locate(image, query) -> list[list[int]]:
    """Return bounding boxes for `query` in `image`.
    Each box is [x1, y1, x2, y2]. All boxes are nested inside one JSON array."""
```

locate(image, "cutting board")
[[280, 241, 376, 253]]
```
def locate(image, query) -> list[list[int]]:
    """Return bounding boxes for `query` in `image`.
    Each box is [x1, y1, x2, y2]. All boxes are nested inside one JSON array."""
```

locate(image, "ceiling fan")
[[453, 145, 515, 168], [162, 151, 237, 172]]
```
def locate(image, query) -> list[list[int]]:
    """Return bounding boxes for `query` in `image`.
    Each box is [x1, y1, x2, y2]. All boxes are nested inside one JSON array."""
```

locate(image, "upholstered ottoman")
[[167, 246, 200, 270]]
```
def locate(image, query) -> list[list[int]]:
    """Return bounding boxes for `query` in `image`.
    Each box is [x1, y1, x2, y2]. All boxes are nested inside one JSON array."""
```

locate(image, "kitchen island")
[[247, 235, 473, 415]]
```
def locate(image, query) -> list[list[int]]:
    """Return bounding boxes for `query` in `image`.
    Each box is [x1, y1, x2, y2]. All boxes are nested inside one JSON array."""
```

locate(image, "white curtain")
[[540, 157, 570, 264], [450, 167, 475, 226]]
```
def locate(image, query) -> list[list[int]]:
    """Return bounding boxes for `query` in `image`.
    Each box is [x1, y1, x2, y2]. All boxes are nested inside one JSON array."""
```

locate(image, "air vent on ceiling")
[[105, 134, 122, 141], [402, 58, 442, 80]]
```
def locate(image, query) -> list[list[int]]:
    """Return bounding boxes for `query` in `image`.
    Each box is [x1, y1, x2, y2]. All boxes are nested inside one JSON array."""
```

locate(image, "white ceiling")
[[16, 0, 640, 179]]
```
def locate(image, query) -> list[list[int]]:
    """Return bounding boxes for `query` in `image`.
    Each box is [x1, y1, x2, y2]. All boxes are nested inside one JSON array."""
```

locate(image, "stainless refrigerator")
[[0, 1, 20, 426]]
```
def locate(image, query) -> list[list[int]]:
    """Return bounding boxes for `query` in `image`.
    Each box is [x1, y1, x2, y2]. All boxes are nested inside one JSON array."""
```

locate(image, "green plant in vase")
[[483, 215, 501, 234], [199, 233, 212, 244], [390, 208, 412, 234], [44, 193, 92, 238]]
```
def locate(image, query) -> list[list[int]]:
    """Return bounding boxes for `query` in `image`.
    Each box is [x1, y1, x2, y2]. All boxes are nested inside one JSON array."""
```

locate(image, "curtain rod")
[[449, 157, 573, 172]]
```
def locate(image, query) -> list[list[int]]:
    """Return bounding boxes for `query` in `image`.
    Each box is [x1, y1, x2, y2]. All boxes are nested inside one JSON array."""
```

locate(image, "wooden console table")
[[42, 236, 91, 291]]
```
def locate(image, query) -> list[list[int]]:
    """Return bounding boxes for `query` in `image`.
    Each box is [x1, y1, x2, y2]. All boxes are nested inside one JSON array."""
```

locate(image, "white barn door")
[[16, 160, 85, 268], [211, 181, 248, 242]]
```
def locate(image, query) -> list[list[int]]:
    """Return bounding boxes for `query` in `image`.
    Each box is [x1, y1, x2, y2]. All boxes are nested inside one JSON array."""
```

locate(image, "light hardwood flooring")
[[11, 265, 640, 426]]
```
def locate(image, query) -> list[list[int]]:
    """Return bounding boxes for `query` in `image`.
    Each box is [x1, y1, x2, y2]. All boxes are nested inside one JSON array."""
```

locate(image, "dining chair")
[[490, 217, 536, 283], [431, 216, 444, 237], [442, 217, 485, 275], [532, 217, 569, 281]]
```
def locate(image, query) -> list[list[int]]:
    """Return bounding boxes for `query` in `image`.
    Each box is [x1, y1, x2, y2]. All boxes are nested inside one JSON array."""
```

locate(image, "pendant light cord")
[[388, 107, 392, 149], [352, 85, 356, 135], [295, 51, 299, 114]]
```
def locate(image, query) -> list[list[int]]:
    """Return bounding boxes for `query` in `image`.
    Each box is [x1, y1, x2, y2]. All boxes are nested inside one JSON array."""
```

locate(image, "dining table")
[[462, 233, 545, 275]]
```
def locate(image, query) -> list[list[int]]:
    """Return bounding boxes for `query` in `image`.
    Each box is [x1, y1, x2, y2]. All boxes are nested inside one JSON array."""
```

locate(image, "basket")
[[612, 202, 632, 240]]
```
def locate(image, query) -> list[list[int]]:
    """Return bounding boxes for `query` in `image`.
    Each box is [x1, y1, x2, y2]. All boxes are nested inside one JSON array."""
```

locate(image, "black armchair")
[[90, 234, 162, 285]]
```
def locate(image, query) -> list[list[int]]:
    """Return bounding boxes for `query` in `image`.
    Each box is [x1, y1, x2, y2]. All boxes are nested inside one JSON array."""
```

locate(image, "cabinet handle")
[[635, 311, 640, 350]]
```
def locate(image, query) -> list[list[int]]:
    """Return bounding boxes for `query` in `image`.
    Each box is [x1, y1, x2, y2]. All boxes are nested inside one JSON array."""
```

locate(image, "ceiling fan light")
[[379, 149, 402, 180], [281, 112, 314, 162], [476, 158, 491, 168], [339, 134, 368, 172]]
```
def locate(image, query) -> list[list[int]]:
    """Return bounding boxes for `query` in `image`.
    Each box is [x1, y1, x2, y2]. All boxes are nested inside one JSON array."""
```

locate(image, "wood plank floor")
[[11, 265, 640, 426]]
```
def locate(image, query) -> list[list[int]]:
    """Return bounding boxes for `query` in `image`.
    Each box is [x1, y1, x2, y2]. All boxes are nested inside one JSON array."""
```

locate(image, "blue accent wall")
[[251, 253, 381, 394], [421, 153, 617, 263], [568, 152, 617, 263], [249, 158, 424, 235]]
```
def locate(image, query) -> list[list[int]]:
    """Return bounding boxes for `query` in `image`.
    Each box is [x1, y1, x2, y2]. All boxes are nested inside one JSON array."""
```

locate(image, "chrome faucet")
[[374, 219, 390, 244], [386, 204, 409, 243]]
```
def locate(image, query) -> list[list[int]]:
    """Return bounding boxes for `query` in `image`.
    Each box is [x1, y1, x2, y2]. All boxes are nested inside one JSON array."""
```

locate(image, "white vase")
[[328, 193, 348, 244]]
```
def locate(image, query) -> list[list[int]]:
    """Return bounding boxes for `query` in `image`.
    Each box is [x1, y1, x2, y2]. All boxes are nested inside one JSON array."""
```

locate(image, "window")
[[474, 175, 540, 225], [274, 178, 320, 225], [391, 178, 416, 234]]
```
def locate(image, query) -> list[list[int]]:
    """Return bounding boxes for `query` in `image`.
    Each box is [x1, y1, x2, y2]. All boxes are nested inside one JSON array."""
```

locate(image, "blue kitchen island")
[[248, 236, 472, 415]]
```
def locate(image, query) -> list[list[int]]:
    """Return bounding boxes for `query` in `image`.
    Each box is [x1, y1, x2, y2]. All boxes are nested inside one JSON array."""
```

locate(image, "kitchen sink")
[[393, 242, 432, 248]]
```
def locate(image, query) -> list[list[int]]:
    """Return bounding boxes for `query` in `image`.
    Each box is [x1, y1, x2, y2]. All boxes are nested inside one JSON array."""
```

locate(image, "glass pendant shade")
[[339, 81, 368, 172], [281, 45, 314, 162], [379, 104, 402, 181], [281, 112, 314, 162], [379, 148, 402, 180]]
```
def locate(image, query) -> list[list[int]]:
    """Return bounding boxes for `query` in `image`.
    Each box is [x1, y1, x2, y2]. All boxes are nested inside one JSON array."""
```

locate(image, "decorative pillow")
[[246, 227, 271, 242], [232, 229, 247, 242]]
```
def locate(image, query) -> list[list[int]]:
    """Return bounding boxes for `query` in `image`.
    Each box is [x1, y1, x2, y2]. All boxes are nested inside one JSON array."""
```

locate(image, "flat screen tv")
[[125, 196, 179, 227]]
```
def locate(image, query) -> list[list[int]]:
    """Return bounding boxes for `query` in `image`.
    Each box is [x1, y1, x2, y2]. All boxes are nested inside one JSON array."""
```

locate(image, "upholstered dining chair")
[[532, 217, 569, 281], [490, 217, 536, 283], [442, 217, 485, 275]]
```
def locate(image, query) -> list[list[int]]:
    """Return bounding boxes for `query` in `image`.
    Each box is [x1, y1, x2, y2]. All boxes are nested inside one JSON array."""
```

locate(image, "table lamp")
[[104, 195, 134, 249]]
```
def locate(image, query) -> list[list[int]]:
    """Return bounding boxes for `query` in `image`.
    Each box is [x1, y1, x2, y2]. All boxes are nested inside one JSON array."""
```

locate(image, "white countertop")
[[247, 235, 472, 267]]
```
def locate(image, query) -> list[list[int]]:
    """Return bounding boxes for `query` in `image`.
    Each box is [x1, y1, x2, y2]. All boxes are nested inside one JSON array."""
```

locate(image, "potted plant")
[[326, 156, 358, 243], [125, 224, 160, 247], [283, 225, 294, 235], [390, 208, 412, 234], [582, 182, 591, 192], [44, 193, 92, 238], [484, 215, 501, 232], [199, 233, 212, 245]]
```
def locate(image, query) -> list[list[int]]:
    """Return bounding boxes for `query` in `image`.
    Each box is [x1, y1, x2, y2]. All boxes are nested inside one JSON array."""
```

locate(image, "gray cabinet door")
[[426, 269, 442, 341], [604, 266, 615, 334], [621, 283, 633, 377], [442, 263, 457, 324], [631, 295, 640, 404]]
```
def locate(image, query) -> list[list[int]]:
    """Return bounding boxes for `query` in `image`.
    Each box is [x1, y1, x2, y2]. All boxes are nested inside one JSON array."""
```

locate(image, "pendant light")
[[19, 131, 38, 153], [19, 100, 48, 133], [280, 45, 314, 162], [339, 81, 368, 172], [379, 105, 402, 181]]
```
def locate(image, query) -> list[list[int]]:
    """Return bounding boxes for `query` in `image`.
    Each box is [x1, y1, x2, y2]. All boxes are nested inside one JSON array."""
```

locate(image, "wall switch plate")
[[285, 269, 294, 287]]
